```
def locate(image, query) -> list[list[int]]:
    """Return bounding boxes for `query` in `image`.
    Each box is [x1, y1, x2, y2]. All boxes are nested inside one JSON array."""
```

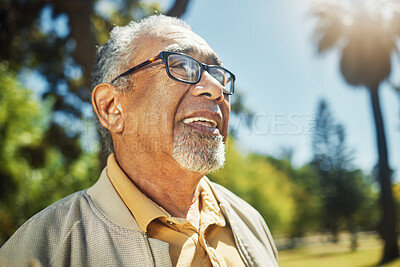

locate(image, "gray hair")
[[91, 15, 191, 154]]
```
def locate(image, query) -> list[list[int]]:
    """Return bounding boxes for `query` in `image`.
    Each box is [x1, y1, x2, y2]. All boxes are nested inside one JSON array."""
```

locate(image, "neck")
[[114, 149, 205, 228]]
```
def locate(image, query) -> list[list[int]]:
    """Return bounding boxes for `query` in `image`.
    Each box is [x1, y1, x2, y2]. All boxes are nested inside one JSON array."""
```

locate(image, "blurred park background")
[[1, 0, 400, 265]]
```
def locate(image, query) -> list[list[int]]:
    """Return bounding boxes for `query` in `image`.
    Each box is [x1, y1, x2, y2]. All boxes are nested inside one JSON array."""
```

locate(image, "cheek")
[[127, 76, 188, 142], [125, 109, 172, 154], [122, 100, 171, 143], [136, 81, 176, 132], [143, 111, 171, 139], [143, 97, 185, 145]]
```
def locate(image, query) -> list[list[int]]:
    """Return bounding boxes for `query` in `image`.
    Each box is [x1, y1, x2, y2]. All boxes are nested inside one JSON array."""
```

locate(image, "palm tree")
[[311, 0, 399, 263]]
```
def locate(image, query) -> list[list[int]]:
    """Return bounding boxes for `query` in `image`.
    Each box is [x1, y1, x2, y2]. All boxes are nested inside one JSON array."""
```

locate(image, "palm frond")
[[311, 2, 349, 54]]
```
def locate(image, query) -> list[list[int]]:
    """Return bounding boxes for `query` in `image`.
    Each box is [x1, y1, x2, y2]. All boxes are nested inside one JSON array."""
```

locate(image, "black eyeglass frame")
[[110, 51, 235, 95]]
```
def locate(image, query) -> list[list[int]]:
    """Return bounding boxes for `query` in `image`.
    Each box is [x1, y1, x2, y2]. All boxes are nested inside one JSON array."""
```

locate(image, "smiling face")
[[116, 25, 231, 174]]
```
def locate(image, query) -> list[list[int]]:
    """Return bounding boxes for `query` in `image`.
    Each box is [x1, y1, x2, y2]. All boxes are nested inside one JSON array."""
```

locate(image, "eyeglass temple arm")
[[110, 54, 161, 84]]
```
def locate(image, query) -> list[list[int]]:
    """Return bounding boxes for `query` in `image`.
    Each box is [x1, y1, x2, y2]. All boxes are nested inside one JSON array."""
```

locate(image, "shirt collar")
[[199, 178, 226, 228]]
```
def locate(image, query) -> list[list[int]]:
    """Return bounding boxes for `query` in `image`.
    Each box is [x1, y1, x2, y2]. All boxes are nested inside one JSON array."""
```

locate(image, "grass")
[[278, 235, 400, 267]]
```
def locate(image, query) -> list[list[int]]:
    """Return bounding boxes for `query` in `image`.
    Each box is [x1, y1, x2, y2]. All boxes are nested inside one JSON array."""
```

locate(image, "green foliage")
[[311, 99, 378, 239], [0, 65, 100, 245], [266, 156, 327, 239], [283, 164, 322, 238], [393, 183, 400, 226]]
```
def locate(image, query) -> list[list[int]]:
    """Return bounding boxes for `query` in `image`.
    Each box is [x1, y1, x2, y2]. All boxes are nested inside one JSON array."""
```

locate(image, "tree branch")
[[165, 0, 190, 18]]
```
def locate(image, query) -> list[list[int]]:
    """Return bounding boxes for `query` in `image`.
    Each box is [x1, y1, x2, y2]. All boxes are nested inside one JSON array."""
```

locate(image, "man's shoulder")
[[0, 190, 92, 265], [2, 189, 90, 233], [20, 190, 90, 231]]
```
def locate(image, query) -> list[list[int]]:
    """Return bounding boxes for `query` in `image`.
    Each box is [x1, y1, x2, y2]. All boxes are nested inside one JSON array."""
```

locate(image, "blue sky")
[[171, 0, 400, 177]]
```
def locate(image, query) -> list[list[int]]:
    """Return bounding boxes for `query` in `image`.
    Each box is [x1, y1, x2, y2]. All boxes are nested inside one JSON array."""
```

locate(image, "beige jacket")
[[0, 168, 278, 267]]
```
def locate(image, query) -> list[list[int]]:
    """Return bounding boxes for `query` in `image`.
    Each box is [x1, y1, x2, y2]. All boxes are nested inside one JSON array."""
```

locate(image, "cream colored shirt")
[[107, 154, 245, 267]]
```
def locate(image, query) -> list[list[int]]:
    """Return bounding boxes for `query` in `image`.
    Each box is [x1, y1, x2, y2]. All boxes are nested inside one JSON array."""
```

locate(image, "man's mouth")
[[182, 117, 220, 135], [183, 117, 217, 127]]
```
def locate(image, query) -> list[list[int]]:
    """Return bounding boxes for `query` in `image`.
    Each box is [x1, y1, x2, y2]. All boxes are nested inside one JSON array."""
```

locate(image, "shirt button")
[[167, 221, 176, 225]]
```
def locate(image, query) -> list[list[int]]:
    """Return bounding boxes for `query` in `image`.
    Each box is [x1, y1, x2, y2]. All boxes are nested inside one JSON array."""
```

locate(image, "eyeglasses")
[[110, 51, 235, 95]]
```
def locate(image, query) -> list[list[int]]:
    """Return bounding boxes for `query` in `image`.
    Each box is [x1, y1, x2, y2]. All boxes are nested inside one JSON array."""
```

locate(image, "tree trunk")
[[369, 85, 399, 263], [166, 0, 190, 17]]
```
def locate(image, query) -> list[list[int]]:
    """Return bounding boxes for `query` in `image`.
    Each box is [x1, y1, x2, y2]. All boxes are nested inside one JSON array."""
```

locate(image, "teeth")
[[183, 117, 217, 127]]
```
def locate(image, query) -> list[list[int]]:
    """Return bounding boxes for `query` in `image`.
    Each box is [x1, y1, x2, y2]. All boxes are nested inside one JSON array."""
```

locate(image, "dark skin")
[[92, 25, 231, 229]]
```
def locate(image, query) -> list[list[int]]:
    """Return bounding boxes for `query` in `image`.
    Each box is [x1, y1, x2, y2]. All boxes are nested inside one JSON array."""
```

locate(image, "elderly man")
[[0, 15, 278, 266]]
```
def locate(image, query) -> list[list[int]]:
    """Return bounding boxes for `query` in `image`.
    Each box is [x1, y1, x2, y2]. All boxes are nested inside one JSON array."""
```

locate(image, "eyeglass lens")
[[167, 54, 201, 83], [166, 54, 233, 94]]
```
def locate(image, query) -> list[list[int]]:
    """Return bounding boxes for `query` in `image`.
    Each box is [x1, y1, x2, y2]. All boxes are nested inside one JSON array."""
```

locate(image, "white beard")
[[172, 124, 225, 174]]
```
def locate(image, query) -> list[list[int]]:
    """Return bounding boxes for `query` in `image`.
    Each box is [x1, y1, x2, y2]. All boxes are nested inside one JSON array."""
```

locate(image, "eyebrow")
[[163, 44, 223, 66]]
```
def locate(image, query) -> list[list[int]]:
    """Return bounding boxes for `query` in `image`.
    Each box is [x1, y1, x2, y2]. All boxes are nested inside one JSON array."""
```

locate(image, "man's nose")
[[189, 71, 224, 102]]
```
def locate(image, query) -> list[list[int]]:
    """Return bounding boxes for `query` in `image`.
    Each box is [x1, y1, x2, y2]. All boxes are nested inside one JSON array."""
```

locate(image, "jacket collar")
[[87, 167, 142, 232]]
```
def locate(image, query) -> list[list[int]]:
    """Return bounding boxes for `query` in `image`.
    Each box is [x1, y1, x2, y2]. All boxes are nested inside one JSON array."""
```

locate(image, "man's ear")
[[92, 83, 124, 133]]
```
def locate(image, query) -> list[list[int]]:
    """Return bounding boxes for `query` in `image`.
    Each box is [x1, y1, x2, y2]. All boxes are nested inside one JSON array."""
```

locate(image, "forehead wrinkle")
[[164, 44, 194, 55], [140, 26, 223, 66], [163, 44, 223, 66]]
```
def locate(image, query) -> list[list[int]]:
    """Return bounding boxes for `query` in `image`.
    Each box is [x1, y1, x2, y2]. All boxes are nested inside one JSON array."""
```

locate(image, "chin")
[[172, 125, 226, 174]]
